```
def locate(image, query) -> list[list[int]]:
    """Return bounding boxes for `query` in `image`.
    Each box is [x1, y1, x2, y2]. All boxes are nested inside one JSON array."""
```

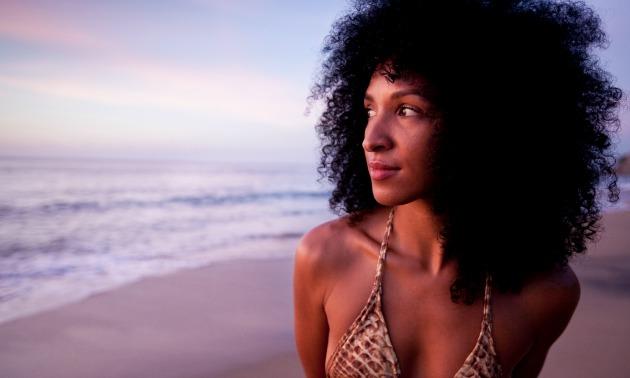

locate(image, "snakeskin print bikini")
[[325, 207, 504, 377]]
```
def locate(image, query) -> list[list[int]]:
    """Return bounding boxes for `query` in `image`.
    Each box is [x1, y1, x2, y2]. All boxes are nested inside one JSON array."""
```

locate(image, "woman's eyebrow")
[[391, 88, 427, 100], [364, 89, 428, 102]]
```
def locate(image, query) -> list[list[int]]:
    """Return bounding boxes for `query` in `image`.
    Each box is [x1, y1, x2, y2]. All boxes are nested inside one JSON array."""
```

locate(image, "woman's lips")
[[367, 161, 400, 181]]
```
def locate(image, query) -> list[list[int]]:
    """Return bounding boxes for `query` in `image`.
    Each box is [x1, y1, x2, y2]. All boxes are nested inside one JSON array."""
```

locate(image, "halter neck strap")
[[375, 207, 396, 290], [482, 272, 494, 329]]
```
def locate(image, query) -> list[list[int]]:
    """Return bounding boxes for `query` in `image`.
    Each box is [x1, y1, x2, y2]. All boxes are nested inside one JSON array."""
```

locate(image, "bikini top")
[[325, 207, 505, 377]]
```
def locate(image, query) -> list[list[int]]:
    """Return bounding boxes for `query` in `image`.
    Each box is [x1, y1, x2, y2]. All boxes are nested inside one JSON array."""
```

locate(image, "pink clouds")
[[0, 56, 312, 129], [0, 1, 314, 129], [0, 1, 106, 51]]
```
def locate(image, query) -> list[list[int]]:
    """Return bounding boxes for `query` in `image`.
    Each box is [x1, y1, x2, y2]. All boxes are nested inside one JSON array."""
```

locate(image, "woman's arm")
[[511, 265, 581, 378], [293, 226, 333, 378]]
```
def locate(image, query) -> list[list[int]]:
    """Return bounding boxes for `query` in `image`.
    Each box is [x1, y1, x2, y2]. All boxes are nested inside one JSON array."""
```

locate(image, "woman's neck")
[[389, 201, 449, 276]]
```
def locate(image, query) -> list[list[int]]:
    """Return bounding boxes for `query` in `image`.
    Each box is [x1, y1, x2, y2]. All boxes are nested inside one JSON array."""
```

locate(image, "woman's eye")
[[366, 108, 376, 118], [398, 105, 424, 117]]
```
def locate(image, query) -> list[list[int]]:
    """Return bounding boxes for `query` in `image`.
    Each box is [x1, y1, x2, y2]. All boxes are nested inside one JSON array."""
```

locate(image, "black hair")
[[309, 0, 623, 303]]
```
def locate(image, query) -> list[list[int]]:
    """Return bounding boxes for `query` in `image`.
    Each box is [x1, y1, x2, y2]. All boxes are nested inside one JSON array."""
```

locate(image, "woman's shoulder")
[[294, 214, 361, 273], [293, 208, 388, 298], [295, 207, 389, 265], [521, 264, 580, 310], [293, 215, 355, 306], [517, 264, 581, 341], [501, 265, 580, 375]]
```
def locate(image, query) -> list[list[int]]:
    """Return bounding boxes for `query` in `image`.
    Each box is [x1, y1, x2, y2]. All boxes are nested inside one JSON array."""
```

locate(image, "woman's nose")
[[362, 116, 393, 152]]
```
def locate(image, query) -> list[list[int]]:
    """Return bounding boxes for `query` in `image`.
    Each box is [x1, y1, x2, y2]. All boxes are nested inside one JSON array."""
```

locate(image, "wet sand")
[[0, 256, 303, 378]]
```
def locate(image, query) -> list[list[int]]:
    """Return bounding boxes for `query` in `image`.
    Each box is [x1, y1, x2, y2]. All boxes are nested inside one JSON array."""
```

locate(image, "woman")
[[294, 0, 622, 377]]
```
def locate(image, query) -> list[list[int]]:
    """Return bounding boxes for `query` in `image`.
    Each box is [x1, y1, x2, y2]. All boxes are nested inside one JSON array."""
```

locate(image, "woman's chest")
[[324, 274, 534, 377], [386, 298, 533, 377]]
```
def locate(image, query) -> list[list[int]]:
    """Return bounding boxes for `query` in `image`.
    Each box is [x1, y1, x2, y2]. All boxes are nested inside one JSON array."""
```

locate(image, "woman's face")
[[362, 69, 440, 206]]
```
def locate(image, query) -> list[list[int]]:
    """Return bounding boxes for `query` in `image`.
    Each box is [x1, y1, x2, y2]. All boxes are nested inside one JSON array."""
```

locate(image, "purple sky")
[[0, 0, 628, 163]]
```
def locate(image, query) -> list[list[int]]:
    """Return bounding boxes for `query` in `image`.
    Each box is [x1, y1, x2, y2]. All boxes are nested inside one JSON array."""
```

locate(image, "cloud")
[[0, 1, 315, 130], [0, 57, 313, 129], [0, 1, 106, 50]]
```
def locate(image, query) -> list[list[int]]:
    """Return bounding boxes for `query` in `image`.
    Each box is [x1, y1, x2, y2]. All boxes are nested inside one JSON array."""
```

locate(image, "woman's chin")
[[372, 190, 411, 207], [372, 185, 431, 207]]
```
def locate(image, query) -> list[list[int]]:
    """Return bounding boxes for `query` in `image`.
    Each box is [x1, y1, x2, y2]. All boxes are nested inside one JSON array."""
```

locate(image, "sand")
[[1, 210, 629, 378], [0, 257, 303, 378]]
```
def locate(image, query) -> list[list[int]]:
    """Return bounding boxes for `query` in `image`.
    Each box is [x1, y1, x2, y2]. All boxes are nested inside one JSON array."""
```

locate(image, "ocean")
[[0, 156, 628, 325], [0, 156, 334, 324]]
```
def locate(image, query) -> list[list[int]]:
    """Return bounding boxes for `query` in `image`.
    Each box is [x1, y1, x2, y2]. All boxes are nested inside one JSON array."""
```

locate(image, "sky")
[[0, 0, 628, 164]]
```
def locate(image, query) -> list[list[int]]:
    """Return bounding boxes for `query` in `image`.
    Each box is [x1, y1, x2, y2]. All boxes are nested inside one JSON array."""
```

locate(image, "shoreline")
[[0, 236, 304, 326]]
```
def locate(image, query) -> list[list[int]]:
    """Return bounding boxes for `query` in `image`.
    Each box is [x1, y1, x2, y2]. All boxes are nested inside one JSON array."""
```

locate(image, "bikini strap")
[[375, 207, 396, 292], [482, 273, 494, 330]]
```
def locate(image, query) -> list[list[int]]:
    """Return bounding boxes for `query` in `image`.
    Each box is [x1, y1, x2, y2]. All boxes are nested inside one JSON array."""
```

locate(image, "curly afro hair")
[[309, 0, 623, 304]]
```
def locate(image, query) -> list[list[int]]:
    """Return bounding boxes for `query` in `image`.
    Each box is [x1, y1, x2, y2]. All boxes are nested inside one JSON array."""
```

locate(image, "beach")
[[0, 256, 303, 378], [1, 210, 629, 377]]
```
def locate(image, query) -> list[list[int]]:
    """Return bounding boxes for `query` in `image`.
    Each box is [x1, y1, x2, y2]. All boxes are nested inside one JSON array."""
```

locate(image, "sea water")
[[0, 156, 334, 324]]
